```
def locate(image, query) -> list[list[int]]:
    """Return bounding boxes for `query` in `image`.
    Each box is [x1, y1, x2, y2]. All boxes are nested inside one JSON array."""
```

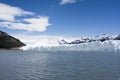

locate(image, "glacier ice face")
[[21, 38, 120, 52]]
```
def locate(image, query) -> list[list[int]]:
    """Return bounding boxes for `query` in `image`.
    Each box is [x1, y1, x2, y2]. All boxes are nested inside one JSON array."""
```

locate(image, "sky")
[[0, 0, 120, 37]]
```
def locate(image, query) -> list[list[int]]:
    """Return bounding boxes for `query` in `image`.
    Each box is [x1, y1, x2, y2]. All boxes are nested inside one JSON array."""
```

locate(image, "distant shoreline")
[[0, 47, 21, 50]]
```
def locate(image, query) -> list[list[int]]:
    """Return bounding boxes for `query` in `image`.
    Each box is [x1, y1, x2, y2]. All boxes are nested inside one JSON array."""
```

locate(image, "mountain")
[[59, 34, 120, 44], [0, 31, 26, 49]]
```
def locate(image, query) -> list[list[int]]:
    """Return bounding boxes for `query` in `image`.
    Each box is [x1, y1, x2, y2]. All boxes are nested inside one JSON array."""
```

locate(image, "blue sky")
[[0, 0, 120, 37]]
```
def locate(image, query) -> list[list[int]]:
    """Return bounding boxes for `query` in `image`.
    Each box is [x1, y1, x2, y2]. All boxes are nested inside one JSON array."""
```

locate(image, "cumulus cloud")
[[0, 3, 50, 32], [60, 0, 77, 5], [0, 3, 34, 21], [0, 17, 50, 32]]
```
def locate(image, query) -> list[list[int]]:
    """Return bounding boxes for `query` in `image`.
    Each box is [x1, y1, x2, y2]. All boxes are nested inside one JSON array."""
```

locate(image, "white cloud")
[[0, 3, 51, 32], [0, 3, 34, 21], [0, 16, 51, 32], [60, 0, 77, 5]]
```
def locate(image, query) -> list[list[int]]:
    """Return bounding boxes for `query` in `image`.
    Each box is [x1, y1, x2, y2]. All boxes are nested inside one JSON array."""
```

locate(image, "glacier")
[[11, 34, 120, 52], [20, 37, 120, 52]]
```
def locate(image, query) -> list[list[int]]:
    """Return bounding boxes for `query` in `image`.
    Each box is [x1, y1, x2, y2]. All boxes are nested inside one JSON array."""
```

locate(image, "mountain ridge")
[[59, 34, 120, 44]]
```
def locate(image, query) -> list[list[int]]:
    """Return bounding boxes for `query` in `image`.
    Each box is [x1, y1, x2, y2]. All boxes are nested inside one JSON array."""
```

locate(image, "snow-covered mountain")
[[19, 34, 120, 52], [59, 34, 120, 44]]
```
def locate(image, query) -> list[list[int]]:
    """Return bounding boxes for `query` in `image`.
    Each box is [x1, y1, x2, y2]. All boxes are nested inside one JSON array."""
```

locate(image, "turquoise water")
[[0, 50, 120, 80]]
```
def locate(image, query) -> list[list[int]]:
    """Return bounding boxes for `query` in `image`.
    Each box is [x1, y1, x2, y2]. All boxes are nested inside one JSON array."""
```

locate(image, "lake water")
[[0, 50, 120, 80]]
